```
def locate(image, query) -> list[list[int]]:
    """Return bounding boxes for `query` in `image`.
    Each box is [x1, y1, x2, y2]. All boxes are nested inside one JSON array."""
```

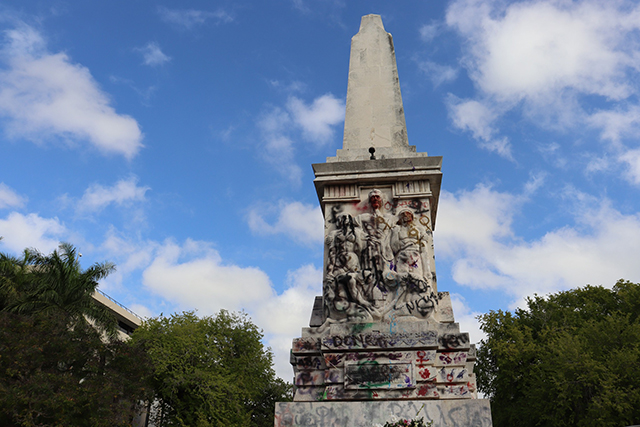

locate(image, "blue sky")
[[2, 0, 640, 379]]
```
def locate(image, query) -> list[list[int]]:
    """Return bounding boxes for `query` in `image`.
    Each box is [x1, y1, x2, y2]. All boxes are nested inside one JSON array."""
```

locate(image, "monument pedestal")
[[275, 400, 492, 427], [276, 13, 492, 427]]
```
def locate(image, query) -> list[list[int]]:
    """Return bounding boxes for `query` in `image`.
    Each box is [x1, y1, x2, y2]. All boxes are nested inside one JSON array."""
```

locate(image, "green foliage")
[[0, 311, 152, 426], [476, 280, 640, 427], [0, 244, 152, 426], [131, 310, 292, 427], [1, 243, 117, 336], [1, 244, 290, 426]]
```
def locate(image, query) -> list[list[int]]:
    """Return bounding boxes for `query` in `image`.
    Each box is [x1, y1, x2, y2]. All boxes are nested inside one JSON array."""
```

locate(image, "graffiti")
[[404, 294, 436, 318], [293, 337, 321, 352], [345, 362, 413, 389], [418, 366, 437, 381], [324, 353, 345, 369], [322, 331, 437, 350], [324, 369, 343, 384], [436, 352, 467, 366], [275, 400, 493, 426], [294, 356, 325, 370], [293, 386, 325, 402], [417, 383, 438, 398], [323, 333, 390, 349], [439, 384, 470, 398], [324, 212, 372, 321], [322, 188, 438, 323], [416, 350, 436, 365], [295, 371, 324, 387], [438, 367, 468, 384], [438, 333, 470, 350]]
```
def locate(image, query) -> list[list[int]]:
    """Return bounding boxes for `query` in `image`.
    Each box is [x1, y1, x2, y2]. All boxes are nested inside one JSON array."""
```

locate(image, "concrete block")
[[275, 399, 493, 426]]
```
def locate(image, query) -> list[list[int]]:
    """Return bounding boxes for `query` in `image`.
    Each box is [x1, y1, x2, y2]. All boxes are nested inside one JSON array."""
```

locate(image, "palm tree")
[[3, 243, 118, 337], [0, 249, 32, 310]]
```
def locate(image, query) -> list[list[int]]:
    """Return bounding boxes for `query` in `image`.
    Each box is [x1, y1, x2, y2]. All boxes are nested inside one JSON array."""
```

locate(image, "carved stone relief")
[[323, 187, 437, 323]]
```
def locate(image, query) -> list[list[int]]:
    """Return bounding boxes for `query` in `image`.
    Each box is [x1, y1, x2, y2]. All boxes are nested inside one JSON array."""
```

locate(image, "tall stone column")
[[275, 15, 493, 427]]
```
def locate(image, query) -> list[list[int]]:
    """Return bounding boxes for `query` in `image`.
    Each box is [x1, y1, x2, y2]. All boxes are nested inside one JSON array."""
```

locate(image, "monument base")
[[275, 399, 492, 427]]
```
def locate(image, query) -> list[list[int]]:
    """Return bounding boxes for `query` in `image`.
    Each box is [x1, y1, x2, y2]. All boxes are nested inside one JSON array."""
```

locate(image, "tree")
[[0, 244, 152, 426], [476, 280, 640, 427], [1, 243, 117, 336], [131, 310, 292, 427]]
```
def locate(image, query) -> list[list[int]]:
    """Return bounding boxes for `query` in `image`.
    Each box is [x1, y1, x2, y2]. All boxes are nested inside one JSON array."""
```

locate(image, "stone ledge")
[[275, 399, 492, 427]]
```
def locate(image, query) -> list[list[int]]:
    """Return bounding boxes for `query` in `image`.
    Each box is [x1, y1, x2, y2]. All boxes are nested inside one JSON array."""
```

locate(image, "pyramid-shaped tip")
[[359, 14, 385, 32]]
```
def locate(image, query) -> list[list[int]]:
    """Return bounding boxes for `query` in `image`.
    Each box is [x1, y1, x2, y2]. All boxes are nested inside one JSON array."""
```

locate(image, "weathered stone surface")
[[309, 295, 324, 327], [324, 368, 344, 384], [324, 353, 346, 369], [323, 385, 439, 401], [344, 362, 413, 389], [291, 387, 325, 402], [436, 292, 455, 323], [434, 351, 468, 367], [438, 384, 472, 399], [321, 330, 438, 351], [292, 355, 325, 371], [415, 350, 437, 365], [275, 400, 493, 426], [438, 332, 470, 350], [292, 337, 320, 353], [283, 16, 487, 421], [295, 370, 324, 387], [313, 157, 443, 231], [328, 14, 426, 163], [436, 367, 470, 384], [468, 343, 477, 361], [417, 365, 438, 381]]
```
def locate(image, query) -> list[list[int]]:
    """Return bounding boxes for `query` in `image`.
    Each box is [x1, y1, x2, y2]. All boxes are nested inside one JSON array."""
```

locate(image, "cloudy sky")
[[2, 0, 640, 379]]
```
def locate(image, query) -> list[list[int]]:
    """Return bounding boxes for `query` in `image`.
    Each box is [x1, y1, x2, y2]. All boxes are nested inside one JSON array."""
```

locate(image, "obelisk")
[[275, 15, 493, 427], [331, 14, 426, 162]]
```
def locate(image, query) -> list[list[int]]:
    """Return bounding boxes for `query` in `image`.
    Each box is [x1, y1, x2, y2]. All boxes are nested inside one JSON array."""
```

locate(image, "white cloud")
[[247, 200, 324, 246], [479, 137, 512, 160], [0, 183, 26, 209], [437, 184, 516, 259], [97, 229, 158, 291], [618, 148, 640, 185], [448, 0, 637, 102], [450, 293, 485, 345], [447, 96, 513, 159], [444, 0, 640, 163], [436, 184, 640, 308], [258, 106, 302, 183], [77, 177, 149, 213], [157, 7, 233, 29], [253, 264, 322, 379], [417, 61, 458, 86], [257, 93, 344, 183], [138, 238, 321, 380], [0, 212, 67, 254], [142, 239, 274, 314], [588, 105, 640, 145], [127, 303, 154, 320], [286, 94, 345, 144], [268, 79, 306, 93], [419, 22, 440, 42], [0, 23, 143, 159], [537, 142, 567, 168], [137, 42, 171, 66]]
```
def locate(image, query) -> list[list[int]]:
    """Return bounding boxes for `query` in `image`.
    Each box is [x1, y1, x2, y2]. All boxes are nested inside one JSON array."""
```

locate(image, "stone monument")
[[274, 14, 493, 427]]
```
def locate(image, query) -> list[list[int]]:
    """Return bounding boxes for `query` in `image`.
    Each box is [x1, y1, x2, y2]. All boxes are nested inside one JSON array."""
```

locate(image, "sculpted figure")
[[388, 209, 436, 318], [324, 213, 372, 320], [356, 189, 394, 295], [391, 210, 428, 284]]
